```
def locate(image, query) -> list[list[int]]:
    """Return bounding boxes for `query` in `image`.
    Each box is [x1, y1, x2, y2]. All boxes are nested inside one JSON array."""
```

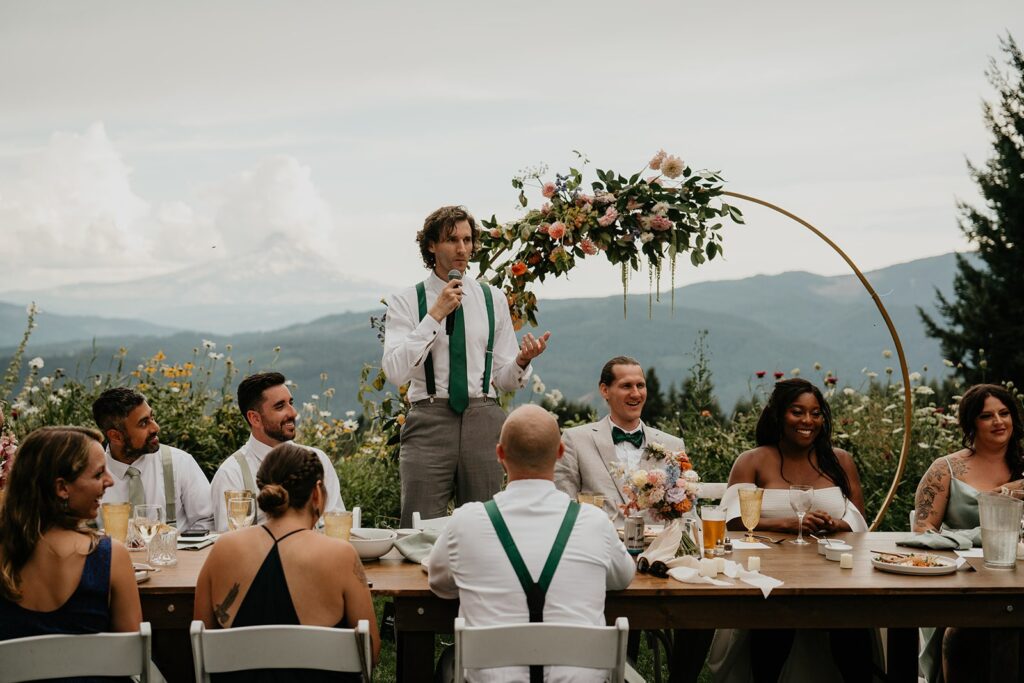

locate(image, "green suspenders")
[[159, 445, 176, 526], [484, 499, 580, 683], [414, 280, 495, 400]]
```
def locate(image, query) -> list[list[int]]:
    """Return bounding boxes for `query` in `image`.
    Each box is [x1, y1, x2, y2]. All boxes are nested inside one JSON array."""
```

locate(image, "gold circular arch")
[[722, 191, 913, 530]]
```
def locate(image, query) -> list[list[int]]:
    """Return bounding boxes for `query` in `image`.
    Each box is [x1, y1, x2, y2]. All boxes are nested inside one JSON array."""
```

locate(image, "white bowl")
[[817, 538, 832, 555], [824, 543, 853, 562], [349, 528, 398, 560]]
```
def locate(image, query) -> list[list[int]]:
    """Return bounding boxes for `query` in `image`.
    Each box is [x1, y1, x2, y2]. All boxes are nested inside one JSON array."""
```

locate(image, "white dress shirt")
[[609, 418, 645, 472], [209, 434, 344, 532], [382, 272, 532, 402], [427, 479, 636, 683], [99, 445, 214, 531]]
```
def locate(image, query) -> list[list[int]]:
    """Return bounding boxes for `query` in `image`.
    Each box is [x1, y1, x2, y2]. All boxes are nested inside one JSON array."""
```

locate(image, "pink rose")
[[598, 207, 618, 227], [489, 228, 502, 238], [579, 238, 599, 256], [649, 149, 667, 170], [548, 222, 566, 240], [542, 182, 557, 198], [540, 202, 552, 215], [538, 223, 550, 234], [650, 215, 673, 231]]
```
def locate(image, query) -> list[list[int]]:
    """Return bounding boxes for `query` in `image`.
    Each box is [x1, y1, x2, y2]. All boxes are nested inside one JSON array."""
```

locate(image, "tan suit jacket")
[[555, 417, 686, 523]]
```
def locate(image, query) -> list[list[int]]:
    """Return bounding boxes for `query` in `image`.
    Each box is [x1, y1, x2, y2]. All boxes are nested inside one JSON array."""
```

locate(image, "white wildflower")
[[915, 385, 935, 395], [57, 387, 69, 398], [545, 389, 564, 404], [813, 362, 822, 371], [342, 419, 359, 431], [48, 395, 61, 405], [882, 349, 893, 359], [843, 387, 856, 396], [28, 357, 44, 370], [942, 359, 954, 367], [40, 376, 53, 387], [790, 368, 800, 377], [319, 410, 332, 418], [208, 352, 224, 360], [640, 233, 655, 244], [909, 372, 922, 382], [170, 387, 180, 393], [867, 371, 878, 379], [345, 410, 356, 418], [311, 394, 320, 401], [661, 155, 684, 178], [917, 442, 931, 450], [30, 386, 39, 394], [202, 339, 216, 350], [303, 403, 316, 412], [652, 202, 670, 216]]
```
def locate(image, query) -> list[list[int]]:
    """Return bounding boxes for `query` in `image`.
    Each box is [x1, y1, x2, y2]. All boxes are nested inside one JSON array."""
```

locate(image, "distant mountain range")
[[0, 252, 975, 412], [0, 239, 385, 334]]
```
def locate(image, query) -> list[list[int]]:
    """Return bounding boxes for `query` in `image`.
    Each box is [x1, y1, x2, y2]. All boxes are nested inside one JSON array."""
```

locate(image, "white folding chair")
[[412, 511, 451, 531], [0, 622, 152, 683], [190, 620, 372, 683], [453, 616, 629, 683]]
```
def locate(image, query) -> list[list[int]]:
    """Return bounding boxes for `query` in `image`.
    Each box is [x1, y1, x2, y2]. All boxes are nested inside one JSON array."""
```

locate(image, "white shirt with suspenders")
[[99, 444, 215, 531], [209, 434, 345, 532]]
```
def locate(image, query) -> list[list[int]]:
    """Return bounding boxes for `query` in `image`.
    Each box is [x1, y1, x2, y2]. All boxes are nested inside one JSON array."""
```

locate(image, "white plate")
[[871, 555, 958, 576]]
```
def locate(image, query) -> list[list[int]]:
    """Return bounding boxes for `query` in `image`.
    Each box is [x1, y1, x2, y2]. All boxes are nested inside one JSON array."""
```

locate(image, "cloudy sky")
[[1, 1, 1022, 304]]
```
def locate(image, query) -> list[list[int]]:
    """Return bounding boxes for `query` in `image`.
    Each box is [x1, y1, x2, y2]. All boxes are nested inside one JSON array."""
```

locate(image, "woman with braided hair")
[[194, 443, 380, 681]]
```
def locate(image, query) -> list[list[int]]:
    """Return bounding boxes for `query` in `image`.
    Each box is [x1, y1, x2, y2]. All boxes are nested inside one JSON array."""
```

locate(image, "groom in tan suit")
[[556, 356, 686, 524]]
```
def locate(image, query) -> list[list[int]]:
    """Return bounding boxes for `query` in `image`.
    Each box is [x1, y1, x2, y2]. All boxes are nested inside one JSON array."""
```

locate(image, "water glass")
[[149, 527, 178, 567], [979, 492, 1023, 569], [132, 504, 163, 551]]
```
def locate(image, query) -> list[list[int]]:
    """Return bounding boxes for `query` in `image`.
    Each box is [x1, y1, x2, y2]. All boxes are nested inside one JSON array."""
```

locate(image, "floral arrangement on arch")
[[473, 150, 744, 328], [615, 447, 700, 522]]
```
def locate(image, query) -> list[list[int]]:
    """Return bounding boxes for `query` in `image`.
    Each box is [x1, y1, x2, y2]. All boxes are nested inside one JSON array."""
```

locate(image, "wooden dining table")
[[141, 532, 1023, 683]]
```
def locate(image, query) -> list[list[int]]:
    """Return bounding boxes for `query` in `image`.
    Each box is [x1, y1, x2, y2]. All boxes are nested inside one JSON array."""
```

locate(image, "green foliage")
[[922, 34, 1024, 390]]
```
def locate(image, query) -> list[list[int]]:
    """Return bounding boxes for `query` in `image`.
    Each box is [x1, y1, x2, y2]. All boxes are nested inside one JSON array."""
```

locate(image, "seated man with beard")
[[210, 372, 345, 532]]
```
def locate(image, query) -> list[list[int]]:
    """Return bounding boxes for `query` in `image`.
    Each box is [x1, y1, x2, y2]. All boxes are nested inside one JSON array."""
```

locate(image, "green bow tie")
[[612, 426, 644, 448]]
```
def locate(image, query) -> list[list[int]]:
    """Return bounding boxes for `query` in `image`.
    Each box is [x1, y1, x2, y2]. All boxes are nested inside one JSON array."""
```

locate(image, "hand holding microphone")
[[444, 269, 462, 335], [428, 269, 464, 330]]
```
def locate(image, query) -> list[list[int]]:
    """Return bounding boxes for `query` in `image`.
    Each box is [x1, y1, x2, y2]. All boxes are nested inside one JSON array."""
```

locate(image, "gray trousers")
[[399, 397, 506, 528]]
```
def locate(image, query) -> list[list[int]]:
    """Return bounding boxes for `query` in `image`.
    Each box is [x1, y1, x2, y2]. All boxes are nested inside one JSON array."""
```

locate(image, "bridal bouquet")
[[617, 447, 700, 522]]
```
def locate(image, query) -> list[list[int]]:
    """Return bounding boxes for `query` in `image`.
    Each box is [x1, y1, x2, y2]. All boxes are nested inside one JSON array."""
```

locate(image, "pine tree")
[[641, 367, 669, 425], [921, 35, 1024, 388]]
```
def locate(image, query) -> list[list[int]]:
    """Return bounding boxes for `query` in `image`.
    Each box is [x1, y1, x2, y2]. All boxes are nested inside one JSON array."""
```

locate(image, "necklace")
[[39, 532, 87, 560]]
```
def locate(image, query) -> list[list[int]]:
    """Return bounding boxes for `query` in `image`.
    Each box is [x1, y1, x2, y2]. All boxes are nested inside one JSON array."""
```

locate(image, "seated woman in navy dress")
[[194, 442, 381, 681], [0, 426, 142, 680]]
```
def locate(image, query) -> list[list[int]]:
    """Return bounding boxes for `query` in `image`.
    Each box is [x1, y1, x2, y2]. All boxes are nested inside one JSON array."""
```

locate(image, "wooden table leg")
[[886, 628, 919, 683]]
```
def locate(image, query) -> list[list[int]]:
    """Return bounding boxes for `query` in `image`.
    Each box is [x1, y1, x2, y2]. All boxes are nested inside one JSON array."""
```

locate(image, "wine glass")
[[132, 504, 163, 552], [227, 497, 256, 531], [737, 487, 764, 543], [789, 485, 814, 545]]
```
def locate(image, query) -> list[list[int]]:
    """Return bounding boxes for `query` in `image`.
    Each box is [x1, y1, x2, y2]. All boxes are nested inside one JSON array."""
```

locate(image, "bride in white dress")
[[709, 378, 871, 683]]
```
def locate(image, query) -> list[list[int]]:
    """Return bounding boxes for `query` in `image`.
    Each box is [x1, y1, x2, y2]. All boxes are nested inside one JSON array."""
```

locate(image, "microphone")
[[445, 269, 462, 335]]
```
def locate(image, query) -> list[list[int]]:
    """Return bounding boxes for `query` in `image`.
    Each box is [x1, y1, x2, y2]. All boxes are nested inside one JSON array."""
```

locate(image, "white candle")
[[699, 558, 717, 577], [839, 553, 853, 569], [714, 557, 726, 574], [747, 556, 761, 572]]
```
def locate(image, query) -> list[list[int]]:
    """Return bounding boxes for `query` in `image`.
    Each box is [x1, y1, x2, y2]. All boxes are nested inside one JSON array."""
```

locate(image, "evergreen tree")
[[921, 35, 1024, 388], [641, 366, 669, 425]]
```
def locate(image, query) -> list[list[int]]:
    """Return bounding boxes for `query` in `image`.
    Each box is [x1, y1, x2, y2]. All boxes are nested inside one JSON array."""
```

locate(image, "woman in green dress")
[[913, 383, 1024, 682]]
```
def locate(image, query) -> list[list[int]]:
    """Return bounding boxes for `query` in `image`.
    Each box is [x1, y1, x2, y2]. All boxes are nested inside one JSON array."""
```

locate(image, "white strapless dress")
[[708, 486, 869, 683]]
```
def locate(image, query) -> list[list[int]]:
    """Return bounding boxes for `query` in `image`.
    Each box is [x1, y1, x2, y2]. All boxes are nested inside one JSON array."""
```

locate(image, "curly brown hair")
[[416, 205, 479, 270], [256, 443, 325, 517], [0, 426, 104, 600]]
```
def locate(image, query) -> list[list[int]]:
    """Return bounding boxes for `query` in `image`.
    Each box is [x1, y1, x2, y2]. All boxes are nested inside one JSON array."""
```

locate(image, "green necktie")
[[448, 306, 469, 414], [126, 466, 145, 511]]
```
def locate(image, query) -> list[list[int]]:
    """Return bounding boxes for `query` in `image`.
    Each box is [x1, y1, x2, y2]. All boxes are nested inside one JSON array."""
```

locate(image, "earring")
[[59, 497, 69, 512]]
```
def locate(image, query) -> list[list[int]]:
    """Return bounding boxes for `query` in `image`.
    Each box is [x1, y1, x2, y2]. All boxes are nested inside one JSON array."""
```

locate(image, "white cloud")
[[0, 124, 343, 290]]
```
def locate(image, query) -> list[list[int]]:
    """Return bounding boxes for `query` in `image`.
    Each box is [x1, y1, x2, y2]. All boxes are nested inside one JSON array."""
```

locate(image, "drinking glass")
[[101, 502, 132, 544], [132, 504, 163, 552], [700, 505, 726, 551], [789, 485, 814, 545], [737, 487, 763, 543], [227, 497, 256, 531], [149, 527, 178, 567], [324, 510, 354, 540]]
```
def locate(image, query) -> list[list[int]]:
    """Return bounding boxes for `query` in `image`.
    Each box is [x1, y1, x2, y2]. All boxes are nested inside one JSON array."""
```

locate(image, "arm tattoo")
[[214, 583, 241, 627], [948, 456, 969, 480], [914, 462, 948, 528], [353, 556, 368, 585]]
